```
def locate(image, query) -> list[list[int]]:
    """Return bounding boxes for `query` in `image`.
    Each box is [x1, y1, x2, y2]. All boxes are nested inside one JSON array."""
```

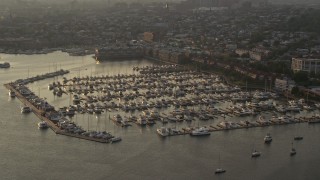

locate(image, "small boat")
[[110, 137, 122, 143], [294, 136, 303, 141], [251, 150, 261, 158], [9, 90, 16, 98], [0, 62, 10, 68], [157, 127, 170, 137], [190, 127, 211, 136], [215, 168, 226, 174], [38, 121, 48, 129], [215, 153, 226, 174], [264, 133, 272, 143], [21, 106, 31, 113]]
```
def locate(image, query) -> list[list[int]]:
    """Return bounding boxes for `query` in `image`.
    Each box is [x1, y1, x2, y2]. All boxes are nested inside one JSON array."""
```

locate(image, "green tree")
[[293, 71, 308, 82]]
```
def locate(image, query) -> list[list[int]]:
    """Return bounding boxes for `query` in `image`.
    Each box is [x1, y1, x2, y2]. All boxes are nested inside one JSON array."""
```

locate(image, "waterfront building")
[[291, 58, 320, 73], [274, 77, 296, 92]]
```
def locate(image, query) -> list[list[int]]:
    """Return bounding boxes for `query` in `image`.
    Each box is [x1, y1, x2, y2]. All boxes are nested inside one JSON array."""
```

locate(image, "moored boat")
[[110, 137, 122, 143], [38, 121, 48, 129], [21, 106, 31, 113], [9, 90, 15, 98], [264, 133, 272, 143], [157, 127, 170, 137], [190, 127, 211, 136]]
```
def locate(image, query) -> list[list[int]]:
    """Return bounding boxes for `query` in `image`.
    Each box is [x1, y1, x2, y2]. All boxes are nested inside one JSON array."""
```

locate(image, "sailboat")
[[215, 153, 226, 174], [293, 121, 303, 140], [290, 142, 297, 156]]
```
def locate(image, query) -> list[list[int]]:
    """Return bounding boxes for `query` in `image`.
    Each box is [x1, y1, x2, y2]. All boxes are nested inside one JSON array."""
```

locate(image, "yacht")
[[21, 106, 31, 113], [264, 133, 272, 143], [190, 127, 211, 136], [157, 127, 170, 137], [251, 150, 261, 157], [215, 168, 226, 174], [38, 121, 48, 129], [110, 137, 122, 143]]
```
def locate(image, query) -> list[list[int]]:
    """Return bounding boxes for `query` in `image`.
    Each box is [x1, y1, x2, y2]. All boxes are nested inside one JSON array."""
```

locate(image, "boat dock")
[[164, 116, 313, 137], [3, 70, 116, 144], [5, 83, 111, 143]]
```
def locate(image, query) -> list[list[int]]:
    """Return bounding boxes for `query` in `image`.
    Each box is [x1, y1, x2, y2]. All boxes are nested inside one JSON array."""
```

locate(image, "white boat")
[[215, 153, 226, 174], [215, 168, 226, 174], [120, 118, 131, 127], [21, 106, 31, 113], [110, 137, 122, 143], [136, 117, 147, 126], [251, 150, 261, 157], [286, 105, 300, 112], [38, 121, 48, 129], [264, 133, 272, 143], [219, 121, 238, 129], [9, 90, 16, 98], [157, 127, 170, 137], [257, 115, 269, 125], [190, 127, 211, 136]]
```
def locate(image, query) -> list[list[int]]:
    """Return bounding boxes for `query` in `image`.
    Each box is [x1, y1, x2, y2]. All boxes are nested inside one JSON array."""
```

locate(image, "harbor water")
[[1, 51, 320, 180]]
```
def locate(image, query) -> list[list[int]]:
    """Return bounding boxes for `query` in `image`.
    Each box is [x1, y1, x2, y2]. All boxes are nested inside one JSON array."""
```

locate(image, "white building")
[[291, 58, 320, 73], [274, 77, 296, 92]]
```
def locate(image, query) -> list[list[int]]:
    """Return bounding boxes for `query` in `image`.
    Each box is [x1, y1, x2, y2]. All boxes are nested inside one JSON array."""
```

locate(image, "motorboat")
[[257, 115, 269, 125], [157, 127, 170, 137], [290, 148, 297, 156], [110, 137, 122, 143], [0, 62, 10, 68], [264, 133, 272, 143], [294, 136, 303, 140], [136, 116, 147, 126], [251, 150, 261, 157], [215, 168, 226, 174], [9, 90, 16, 98], [21, 106, 31, 113], [190, 127, 211, 136], [38, 121, 48, 129]]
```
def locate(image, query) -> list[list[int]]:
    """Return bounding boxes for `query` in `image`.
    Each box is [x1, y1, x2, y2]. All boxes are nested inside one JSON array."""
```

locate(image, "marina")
[[1, 52, 320, 179], [4, 63, 320, 143]]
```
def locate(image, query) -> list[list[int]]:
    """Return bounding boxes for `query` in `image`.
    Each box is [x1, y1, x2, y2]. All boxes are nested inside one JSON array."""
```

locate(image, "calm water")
[[1, 51, 320, 180]]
